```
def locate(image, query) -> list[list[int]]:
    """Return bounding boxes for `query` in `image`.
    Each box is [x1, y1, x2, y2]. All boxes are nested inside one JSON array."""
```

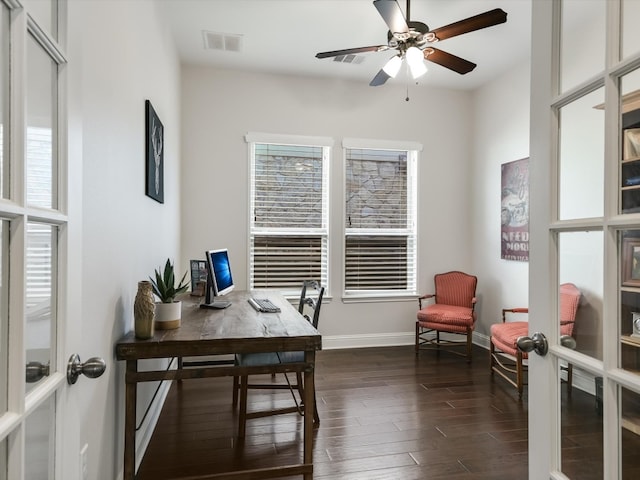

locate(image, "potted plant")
[[150, 259, 189, 329]]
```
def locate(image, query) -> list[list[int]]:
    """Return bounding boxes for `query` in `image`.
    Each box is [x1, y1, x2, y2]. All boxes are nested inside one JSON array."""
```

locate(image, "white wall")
[[470, 61, 531, 341], [180, 67, 474, 346], [69, 1, 181, 479]]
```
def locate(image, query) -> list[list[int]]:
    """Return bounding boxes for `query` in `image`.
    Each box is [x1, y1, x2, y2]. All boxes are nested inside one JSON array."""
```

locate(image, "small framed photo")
[[145, 100, 164, 203], [622, 237, 640, 287], [624, 128, 640, 160], [190, 260, 208, 296]]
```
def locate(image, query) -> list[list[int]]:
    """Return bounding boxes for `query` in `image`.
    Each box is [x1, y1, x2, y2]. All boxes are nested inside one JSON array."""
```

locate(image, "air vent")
[[202, 31, 243, 52], [333, 54, 365, 65]]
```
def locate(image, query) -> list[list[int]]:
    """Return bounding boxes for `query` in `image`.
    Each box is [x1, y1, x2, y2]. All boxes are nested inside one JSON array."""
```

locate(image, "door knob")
[[67, 354, 106, 385], [26, 361, 50, 383], [560, 335, 577, 349], [517, 332, 549, 356]]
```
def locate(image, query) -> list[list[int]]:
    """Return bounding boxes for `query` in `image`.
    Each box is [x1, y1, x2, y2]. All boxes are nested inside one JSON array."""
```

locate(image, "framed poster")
[[501, 157, 529, 261], [145, 100, 164, 203]]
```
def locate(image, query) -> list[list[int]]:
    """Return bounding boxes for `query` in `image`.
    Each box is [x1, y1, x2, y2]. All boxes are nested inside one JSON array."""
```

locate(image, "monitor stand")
[[200, 300, 231, 309]]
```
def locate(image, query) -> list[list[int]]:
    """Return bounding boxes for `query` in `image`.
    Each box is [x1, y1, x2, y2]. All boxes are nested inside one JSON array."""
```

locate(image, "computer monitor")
[[201, 248, 234, 309]]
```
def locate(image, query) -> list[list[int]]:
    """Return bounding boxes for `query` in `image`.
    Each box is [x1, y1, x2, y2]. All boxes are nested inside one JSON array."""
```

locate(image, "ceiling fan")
[[315, 0, 507, 86]]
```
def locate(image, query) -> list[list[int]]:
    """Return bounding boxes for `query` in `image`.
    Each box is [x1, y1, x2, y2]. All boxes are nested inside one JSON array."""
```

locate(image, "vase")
[[134, 280, 155, 339], [155, 301, 182, 330]]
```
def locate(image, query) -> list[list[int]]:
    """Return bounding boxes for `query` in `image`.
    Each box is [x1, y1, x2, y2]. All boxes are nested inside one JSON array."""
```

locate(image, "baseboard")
[[323, 331, 491, 350], [322, 332, 415, 349]]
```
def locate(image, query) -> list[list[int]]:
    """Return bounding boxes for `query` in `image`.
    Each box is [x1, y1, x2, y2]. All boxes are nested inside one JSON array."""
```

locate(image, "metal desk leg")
[[124, 360, 137, 480], [303, 350, 316, 479]]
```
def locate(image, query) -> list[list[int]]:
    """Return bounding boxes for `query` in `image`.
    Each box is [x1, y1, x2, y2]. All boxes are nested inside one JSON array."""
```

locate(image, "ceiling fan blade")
[[369, 69, 391, 87], [424, 47, 476, 74], [429, 8, 507, 41], [374, 0, 409, 36], [316, 45, 388, 59]]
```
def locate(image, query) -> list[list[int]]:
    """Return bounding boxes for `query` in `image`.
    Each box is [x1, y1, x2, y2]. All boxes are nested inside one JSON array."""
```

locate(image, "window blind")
[[249, 140, 329, 294], [344, 147, 417, 295]]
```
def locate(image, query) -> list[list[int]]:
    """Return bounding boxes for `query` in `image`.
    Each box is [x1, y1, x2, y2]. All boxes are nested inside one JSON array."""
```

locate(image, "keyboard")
[[248, 297, 281, 313]]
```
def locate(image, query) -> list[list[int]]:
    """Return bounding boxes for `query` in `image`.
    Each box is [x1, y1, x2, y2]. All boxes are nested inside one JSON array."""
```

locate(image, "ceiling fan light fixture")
[[405, 46, 427, 78], [382, 55, 402, 78], [409, 59, 428, 79]]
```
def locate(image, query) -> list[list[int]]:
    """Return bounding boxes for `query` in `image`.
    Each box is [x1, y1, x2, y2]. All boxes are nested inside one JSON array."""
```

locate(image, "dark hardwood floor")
[[136, 345, 637, 479]]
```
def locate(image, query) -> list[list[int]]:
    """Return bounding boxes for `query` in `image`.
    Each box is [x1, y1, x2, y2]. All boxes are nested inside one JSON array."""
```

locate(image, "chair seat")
[[236, 351, 303, 366], [491, 321, 529, 357], [417, 304, 475, 330]]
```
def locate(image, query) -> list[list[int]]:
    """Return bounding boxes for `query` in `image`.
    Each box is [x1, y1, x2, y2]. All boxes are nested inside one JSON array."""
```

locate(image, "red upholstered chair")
[[416, 271, 478, 361], [490, 282, 581, 398]]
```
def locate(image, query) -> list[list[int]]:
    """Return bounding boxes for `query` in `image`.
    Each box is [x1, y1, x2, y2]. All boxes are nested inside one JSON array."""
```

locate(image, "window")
[[343, 139, 419, 297], [246, 133, 331, 296]]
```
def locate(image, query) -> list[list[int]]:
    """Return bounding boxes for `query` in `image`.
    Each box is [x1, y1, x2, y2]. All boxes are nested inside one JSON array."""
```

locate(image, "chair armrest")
[[501, 307, 529, 323], [418, 294, 435, 309]]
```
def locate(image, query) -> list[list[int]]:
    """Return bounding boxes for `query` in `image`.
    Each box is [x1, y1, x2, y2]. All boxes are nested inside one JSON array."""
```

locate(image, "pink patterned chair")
[[490, 282, 581, 398], [416, 271, 478, 362]]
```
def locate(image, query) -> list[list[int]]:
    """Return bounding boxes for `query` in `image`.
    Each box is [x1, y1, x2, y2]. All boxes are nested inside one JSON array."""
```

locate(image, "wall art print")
[[145, 100, 164, 203], [501, 157, 529, 261]]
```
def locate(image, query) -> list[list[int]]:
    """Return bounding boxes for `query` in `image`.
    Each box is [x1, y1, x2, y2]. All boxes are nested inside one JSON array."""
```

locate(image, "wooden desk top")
[[116, 290, 322, 361]]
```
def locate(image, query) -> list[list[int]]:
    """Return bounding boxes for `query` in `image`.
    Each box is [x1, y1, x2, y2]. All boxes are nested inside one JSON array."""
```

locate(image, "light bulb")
[[382, 55, 402, 78]]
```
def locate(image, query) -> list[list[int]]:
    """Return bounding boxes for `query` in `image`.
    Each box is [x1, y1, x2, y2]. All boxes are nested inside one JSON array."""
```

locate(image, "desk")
[[116, 291, 322, 479]]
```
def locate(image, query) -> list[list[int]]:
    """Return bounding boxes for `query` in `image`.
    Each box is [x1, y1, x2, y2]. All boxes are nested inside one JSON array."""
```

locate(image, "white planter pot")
[[155, 301, 182, 330]]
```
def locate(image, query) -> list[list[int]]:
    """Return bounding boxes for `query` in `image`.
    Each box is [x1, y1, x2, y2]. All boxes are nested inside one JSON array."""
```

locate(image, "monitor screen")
[[202, 249, 234, 308]]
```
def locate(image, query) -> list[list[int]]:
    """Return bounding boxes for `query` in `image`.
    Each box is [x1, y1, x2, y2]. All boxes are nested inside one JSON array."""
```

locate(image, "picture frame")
[[501, 157, 529, 261], [622, 237, 640, 287], [189, 259, 208, 296], [145, 100, 164, 203], [624, 128, 640, 160]]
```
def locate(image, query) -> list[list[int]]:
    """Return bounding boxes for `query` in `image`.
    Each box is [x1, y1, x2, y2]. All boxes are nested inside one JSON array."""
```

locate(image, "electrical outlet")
[[80, 444, 88, 480]]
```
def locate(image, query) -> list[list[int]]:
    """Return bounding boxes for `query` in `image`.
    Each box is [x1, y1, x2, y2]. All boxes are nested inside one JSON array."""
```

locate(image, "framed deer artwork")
[[145, 100, 164, 203]]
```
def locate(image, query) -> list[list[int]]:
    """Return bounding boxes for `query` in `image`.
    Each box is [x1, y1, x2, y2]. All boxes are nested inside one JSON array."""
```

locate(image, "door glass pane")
[[560, 0, 605, 93], [26, 35, 57, 210], [0, 3, 8, 200], [22, 0, 57, 41], [25, 395, 54, 480], [620, 68, 640, 214], [620, 229, 640, 374], [622, 0, 640, 60], [559, 231, 603, 360], [560, 365, 603, 479], [0, 220, 8, 414], [621, 386, 640, 477], [559, 88, 604, 220], [25, 223, 56, 395]]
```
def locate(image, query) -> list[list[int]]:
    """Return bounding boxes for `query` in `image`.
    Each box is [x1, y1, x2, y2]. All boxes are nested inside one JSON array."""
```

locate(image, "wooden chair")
[[416, 271, 478, 361], [233, 280, 324, 438], [490, 282, 581, 398]]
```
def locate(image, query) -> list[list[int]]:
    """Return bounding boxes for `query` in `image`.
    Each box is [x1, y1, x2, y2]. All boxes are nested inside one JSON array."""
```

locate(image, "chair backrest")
[[434, 271, 477, 308], [559, 282, 581, 336], [298, 280, 325, 329]]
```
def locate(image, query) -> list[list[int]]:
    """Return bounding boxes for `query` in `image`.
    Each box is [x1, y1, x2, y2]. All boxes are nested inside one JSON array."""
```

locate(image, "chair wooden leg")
[[466, 327, 472, 363], [516, 351, 524, 398], [238, 375, 248, 438], [232, 375, 239, 408], [415, 322, 420, 355], [567, 363, 573, 396], [490, 340, 495, 374]]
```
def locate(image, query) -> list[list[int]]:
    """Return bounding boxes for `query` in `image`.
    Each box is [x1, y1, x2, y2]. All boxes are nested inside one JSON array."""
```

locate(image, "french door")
[[529, 0, 640, 478], [0, 0, 82, 478]]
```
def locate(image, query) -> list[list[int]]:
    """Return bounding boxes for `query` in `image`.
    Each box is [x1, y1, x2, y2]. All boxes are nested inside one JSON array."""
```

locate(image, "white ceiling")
[[157, 0, 532, 91]]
